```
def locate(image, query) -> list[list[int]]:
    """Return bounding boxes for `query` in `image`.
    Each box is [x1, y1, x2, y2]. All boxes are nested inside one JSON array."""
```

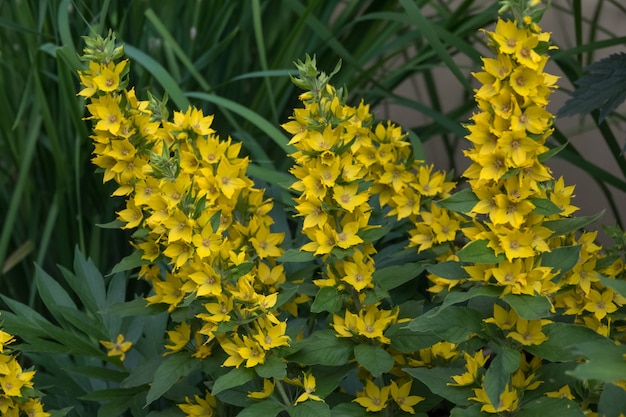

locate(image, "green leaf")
[[212, 367, 256, 396], [373, 262, 426, 291], [145, 352, 200, 405], [515, 397, 585, 417], [255, 355, 287, 379], [385, 322, 442, 353], [238, 400, 285, 417], [404, 366, 472, 406], [558, 53, 626, 123], [311, 286, 343, 313], [95, 219, 124, 229], [598, 383, 626, 417], [101, 298, 167, 317], [598, 274, 626, 297], [525, 322, 612, 362], [108, 250, 147, 276], [436, 188, 479, 213], [122, 356, 165, 388], [314, 365, 352, 397], [502, 294, 552, 320], [358, 224, 393, 244], [288, 330, 353, 366], [541, 245, 581, 279], [543, 211, 604, 236], [457, 240, 505, 264], [568, 340, 626, 383], [354, 344, 394, 377], [439, 286, 501, 313], [538, 141, 569, 163], [278, 249, 316, 263], [529, 198, 562, 215], [330, 403, 371, 417], [70, 247, 107, 313], [426, 261, 469, 280], [125, 45, 190, 110], [483, 346, 520, 409], [406, 306, 484, 343], [35, 263, 76, 315], [450, 405, 488, 417], [288, 401, 330, 417]]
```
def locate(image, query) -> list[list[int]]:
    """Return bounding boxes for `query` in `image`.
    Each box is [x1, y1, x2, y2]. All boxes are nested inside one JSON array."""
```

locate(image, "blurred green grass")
[[1, 0, 625, 308]]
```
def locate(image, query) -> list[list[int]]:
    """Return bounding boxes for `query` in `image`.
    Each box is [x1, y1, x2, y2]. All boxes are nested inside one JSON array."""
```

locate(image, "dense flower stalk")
[[78, 32, 292, 415]]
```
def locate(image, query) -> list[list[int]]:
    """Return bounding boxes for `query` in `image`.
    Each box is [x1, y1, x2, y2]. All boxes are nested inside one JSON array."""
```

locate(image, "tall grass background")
[[1, 0, 625, 310]]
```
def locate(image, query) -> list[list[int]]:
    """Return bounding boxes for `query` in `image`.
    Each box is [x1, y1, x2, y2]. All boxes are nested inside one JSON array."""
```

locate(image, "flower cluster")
[[283, 56, 461, 414], [432, 9, 626, 414], [78, 32, 292, 415], [0, 327, 49, 417]]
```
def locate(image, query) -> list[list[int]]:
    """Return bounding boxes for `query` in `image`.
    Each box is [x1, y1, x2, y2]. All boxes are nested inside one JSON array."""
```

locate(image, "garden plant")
[[1, 0, 626, 416]]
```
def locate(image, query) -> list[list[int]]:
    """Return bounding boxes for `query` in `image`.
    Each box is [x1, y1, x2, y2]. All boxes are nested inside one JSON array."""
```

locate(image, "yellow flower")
[[294, 373, 323, 404], [178, 392, 217, 417], [92, 60, 127, 92], [238, 336, 266, 368], [164, 321, 191, 354], [545, 385, 575, 400], [470, 383, 519, 413], [584, 288, 618, 320], [253, 318, 290, 350], [485, 303, 518, 330], [491, 19, 529, 55], [249, 227, 284, 259], [498, 228, 536, 261], [100, 334, 132, 362], [507, 318, 548, 346], [449, 350, 488, 387], [342, 257, 374, 292], [353, 380, 390, 412], [248, 378, 275, 399], [390, 380, 424, 413], [332, 184, 369, 212]]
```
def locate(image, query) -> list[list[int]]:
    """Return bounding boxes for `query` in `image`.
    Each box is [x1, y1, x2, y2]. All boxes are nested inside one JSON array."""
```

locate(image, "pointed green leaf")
[[354, 344, 394, 378], [311, 286, 343, 313], [277, 249, 315, 263], [288, 330, 353, 366], [438, 286, 501, 313], [426, 261, 469, 280], [108, 250, 147, 276], [330, 403, 371, 417], [288, 400, 330, 417], [525, 323, 612, 362], [406, 306, 484, 343], [541, 245, 580, 279], [457, 240, 505, 264], [238, 400, 285, 417], [484, 346, 520, 409], [529, 198, 562, 215], [145, 352, 200, 405], [255, 355, 287, 379], [374, 262, 426, 290], [515, 397, 585, 417], [386, 323, 442, 353], [403, 366, 472, 406], [212, 367, 256, 396], [502, 294, 552, 320], [598, 383, 626, 417], [543, 211, 604, 236], [598, 274, 626, 297], [437, 188, 479, 213]]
